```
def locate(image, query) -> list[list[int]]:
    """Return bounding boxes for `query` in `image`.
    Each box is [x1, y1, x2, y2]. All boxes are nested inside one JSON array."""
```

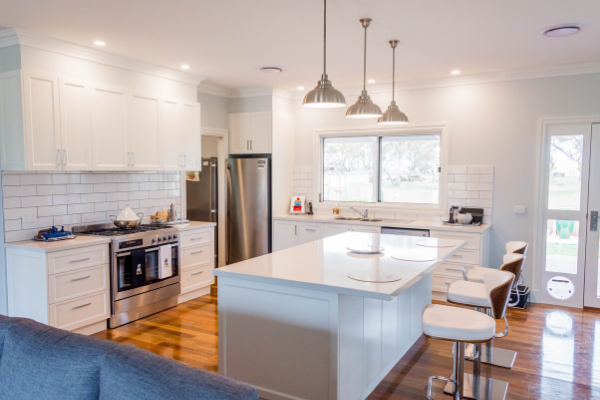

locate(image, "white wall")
[[197, 92, 229, 130], [292, 73, 600, 290], [0, 45, 21, 72], [229, 95, 272, 114]]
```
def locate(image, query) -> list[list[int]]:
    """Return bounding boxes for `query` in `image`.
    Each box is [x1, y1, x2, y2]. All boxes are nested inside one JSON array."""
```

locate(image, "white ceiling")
[[1, 0, 599, 92]]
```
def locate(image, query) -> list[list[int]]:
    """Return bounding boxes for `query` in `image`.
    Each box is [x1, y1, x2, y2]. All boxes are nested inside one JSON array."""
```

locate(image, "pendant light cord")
[[323, 0, 327, 76], [363, 24, 367, 91], [392, 46, 395, 102]]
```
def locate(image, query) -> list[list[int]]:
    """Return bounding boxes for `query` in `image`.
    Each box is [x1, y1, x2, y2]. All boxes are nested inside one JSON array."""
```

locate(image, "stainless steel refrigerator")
[[226, 157, 271, 264], [186, 157, 218, 266]]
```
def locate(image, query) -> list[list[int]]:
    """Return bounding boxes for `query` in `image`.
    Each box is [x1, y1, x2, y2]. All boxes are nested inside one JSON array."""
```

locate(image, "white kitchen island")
[[214, 232, 466, 400]]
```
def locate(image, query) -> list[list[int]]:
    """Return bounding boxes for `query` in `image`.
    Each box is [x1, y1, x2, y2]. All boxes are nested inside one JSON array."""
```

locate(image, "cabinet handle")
[[250, 140, 252, 151], [452, 255, 463, 258], [190, 237, 203, 241], [191, 271, 204, 276], [295, 225, 297, 235], [71, 275, 91, 282], [63, 150, 67, 167], [445, 267, 463, 272], [127, 152, 130, 166], [184, 155, 187, 166], [72, 302, 92, 310], [132, 152, 135, 167], [191, 250, 204, 255], [70, 257, 91, 263], [56, 149, 61, 166], [306, 229, 316, 232]]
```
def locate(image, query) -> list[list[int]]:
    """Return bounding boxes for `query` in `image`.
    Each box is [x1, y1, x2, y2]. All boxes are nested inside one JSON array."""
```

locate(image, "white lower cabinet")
[[298, 222, 322, 245], [6, 243, 111, 334], [273, 220, 298, 251], [178, 226, 215, 303], [322, 223, 353, 238]]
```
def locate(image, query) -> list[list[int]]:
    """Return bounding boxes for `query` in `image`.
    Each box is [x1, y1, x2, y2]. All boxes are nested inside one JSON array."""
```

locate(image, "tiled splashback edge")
[[2, 171, 181, 243], [293, 165, 493, 225]]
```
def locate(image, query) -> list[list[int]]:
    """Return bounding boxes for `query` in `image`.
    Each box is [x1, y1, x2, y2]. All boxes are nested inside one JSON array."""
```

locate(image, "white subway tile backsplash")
[[149, 190, 168, 199], [4, 207, 37, 220], [139, 199, 159, 208], [94, 202, 119, 212], [21, 196, 53, 207], [446, 174, 454, 182], [299, 180, 312, 187], [294, 173, 308, 180], [106, 192, 129, 201], [67, 184, 94, 194], [299, 166, 312, 173], [168, 190, 180, 197], [130, 191, 149, 200], [53, 194, 82, 205], [120, 200, 140, 209], [448, 166, 467, 174], [454, 174, 479, 182], [447, 182, 466, 190], [52, 174, 80, 184], [139, 182, 159, 191], [54, 214, 82, 226], [105, 174, 129, 183], [467, 166, 494, 174], [148, 174, 165, 182], [81, 193, 106, 203], [466, 182, 493, 191], [3, 197, 21, 209], [118, 183, 139, 192], [22, 216, 54, 230], [466, 199, 493, 208], [93, 183, 118, 193], [38, 205, 68, 217], [5, 228, 40, 242], [37, 184, 67, 195], [81, 174, 106, 183], [159, 182, 177, 190], [2, 175, 20, 186], [128, 174, 149, 182], [3, 185, 36, 197], [293, 166, 300, 173], [479, 191, 493, 199], [5, 219, 21, 231], [82, 211, 107, 223], [20, 174, 52, 185], [68, 203, 94, 214], [479, 174, 494, 183]]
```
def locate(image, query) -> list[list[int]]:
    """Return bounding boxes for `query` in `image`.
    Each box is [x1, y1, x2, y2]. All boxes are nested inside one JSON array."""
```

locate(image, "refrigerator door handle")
[[226, 163, 232, 264]]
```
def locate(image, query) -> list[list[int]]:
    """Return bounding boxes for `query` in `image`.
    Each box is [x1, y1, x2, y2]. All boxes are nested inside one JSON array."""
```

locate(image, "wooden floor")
[[94, 294, 600, 399]]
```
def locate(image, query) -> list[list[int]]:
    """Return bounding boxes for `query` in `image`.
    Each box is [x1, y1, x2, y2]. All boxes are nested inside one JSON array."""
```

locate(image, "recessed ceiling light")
[[259, 66, 283, 74], [368, 79, 375, 83], [94, 41, 105, 46], [451, 70, 460, 75], [298, 86, 304, 90], [542, 24, 581, 37], [181, 65, 190, 69]]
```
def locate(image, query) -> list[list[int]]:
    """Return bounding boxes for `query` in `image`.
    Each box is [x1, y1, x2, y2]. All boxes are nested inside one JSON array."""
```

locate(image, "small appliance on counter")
[[290, 196, 306, 215], [307, 201, 314, 215], [443, 207, 484, 226], [34, 226, 75, 241]]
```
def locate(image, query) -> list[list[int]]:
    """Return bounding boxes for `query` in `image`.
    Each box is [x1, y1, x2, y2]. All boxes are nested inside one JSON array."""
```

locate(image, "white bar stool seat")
[[463, 254, 524, 283], [423, 304, 495, 342], [446, 281, 490, 308]]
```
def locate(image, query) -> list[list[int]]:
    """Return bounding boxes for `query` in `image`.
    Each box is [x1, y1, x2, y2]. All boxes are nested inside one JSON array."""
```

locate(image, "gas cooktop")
[[73, 223, 175, 237]]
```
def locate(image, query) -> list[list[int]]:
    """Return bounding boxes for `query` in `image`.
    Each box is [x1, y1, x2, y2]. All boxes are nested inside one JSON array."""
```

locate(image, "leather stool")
[[424, 270, 514, 400], [458, 254, 524, 370]]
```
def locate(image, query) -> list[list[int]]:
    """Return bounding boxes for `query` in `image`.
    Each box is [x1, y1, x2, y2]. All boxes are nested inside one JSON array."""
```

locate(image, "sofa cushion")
[[0, 317, 117, 400], [100, 345, 259, 400], [0, 314, 13, 361]]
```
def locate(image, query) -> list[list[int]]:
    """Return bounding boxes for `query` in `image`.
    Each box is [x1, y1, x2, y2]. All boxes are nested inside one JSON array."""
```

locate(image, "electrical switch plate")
[[514, 206, 527, 214], [23, 215, 36, 223]]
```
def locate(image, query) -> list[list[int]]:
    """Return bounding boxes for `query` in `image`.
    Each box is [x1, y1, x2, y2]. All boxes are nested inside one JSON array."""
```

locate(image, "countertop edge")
[[4, 237, 112, 253]]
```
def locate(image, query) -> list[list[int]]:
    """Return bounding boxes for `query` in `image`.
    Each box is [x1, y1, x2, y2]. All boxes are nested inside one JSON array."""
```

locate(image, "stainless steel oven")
[[74, 223, 182, 328]]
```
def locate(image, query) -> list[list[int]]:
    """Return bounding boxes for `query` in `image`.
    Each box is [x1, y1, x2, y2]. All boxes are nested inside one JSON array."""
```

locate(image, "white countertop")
[[273, 214, 491, 233], [171, 221, 216, 231], [215, 232, 466, 300], [4, 235, 112, 253]]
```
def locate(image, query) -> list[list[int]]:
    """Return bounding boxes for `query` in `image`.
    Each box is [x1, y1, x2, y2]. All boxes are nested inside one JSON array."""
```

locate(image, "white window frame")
[[312, 123, 449, 212]]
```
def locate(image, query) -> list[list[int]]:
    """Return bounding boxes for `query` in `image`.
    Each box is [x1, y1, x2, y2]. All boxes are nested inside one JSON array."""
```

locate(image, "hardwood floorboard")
[[94, 294, 600, 399]]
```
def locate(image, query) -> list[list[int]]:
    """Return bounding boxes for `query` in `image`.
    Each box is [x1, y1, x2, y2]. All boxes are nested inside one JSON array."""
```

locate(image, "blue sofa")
[[0, 314, 258, 400]]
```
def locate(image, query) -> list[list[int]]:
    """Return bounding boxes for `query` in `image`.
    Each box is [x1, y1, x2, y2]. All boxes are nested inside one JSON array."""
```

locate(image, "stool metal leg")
[[428, 342, 464, 400]]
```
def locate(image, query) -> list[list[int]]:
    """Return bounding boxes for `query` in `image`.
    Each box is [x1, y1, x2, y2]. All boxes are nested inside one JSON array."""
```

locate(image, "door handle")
[[132, 152, 135, 167], [591, 211, 599, 232], [250, 140, 252, 151], [127, 152, 131, 166], [63, 150, 67, 167], [56, 149, 61, 166]]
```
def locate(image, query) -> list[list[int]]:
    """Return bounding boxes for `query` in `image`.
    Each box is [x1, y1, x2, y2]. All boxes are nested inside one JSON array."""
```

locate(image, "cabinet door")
[[250, 111, 272, 153], [273, 220, 298, 251], [59, 78, 93, 171], [129, 92, 161, 170], [22, 71, 61, 170], [322, 223, 353, 238], [299, 222, 322, 245], [351, 225, 381, 234], [160, 98, 182, 171], [181, 101, 201, 171], [229, 113, 251, 154], [91, 85, 129, 171]]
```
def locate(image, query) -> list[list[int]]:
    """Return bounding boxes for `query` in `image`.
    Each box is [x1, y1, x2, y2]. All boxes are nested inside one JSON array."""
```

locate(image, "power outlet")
[[514, 206, 527, 214], [23, 215, 36, 223]]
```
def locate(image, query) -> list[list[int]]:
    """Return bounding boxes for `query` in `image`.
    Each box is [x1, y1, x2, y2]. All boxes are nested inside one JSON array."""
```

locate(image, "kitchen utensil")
[[456, 213, 473, 224], [110, 203, 144, 228], [347, 245, 385, 254]]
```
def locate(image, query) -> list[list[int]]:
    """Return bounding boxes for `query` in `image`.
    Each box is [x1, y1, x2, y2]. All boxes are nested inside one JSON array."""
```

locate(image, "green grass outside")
[[547, 242, 578, 256]]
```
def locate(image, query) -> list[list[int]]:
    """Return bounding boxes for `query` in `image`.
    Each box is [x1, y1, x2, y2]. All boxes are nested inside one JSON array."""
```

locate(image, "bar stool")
[[424, 270, 514, 400], [457, 254, 524, 370], [505, 241, 528, 255]]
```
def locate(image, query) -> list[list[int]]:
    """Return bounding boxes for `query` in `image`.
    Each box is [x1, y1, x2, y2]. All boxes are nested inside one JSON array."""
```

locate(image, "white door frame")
[[533, 116, 600, 307]]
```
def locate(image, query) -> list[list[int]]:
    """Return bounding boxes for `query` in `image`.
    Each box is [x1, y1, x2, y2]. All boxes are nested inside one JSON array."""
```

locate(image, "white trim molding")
[[197, 82, 294, 100], [201, 127, 228, 137], [0, 28, 206, 86]]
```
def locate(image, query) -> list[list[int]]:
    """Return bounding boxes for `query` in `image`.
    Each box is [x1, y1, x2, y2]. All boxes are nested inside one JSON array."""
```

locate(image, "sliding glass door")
[[584, 124, 600, 308]]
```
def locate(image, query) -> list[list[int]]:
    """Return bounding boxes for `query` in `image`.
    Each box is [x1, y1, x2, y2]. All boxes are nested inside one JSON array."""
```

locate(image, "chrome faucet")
[[350, 207, 368, 219]]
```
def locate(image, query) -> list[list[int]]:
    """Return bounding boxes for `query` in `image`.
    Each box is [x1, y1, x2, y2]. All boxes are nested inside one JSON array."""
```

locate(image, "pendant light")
[[302, 0, 346, 108], [378, 40, 409, 125], [346, 18, 382, 118]]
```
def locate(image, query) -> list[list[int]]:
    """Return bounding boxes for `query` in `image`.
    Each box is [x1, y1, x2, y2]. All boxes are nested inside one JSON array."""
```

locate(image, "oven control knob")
[[156, 237, 162, 242], [168, 235, 173, 240], [152, 238, 158, 243], [163, 237, 168, 241], [174, 234, 178, 239]]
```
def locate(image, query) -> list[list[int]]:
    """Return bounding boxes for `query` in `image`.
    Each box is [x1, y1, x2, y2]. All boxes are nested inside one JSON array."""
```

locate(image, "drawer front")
[[299, 223, 322, 245], [181, 243, 213, 270], [351, 225, 381, 234], [181, 264, 214, 294], [49, 291, 109, 332], [430, 230, 481, 251], [47, 244, 109, 275], [181, 229, 214, 247], [434, 263, 466, 279], [444, 249, 479, 265], [48, 264, 109, 304], [432, 275, 462, 293]]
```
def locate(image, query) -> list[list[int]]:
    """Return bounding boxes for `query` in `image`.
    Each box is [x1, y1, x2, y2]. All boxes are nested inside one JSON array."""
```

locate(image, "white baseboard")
[[72, 319, 108, 336], [178, 286, 210, 304]]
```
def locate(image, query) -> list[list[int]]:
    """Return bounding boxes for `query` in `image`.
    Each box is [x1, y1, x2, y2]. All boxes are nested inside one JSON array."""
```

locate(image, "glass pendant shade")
[[303, 0, 346, 108], [346, 18, 382, 118], [377, 40, 409, 125]]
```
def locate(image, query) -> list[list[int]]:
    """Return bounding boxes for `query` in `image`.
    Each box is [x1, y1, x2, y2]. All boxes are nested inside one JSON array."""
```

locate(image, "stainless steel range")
[[74, 223, 181, 328]]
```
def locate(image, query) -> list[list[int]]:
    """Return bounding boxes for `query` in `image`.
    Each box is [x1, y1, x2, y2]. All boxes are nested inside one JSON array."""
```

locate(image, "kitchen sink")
[[334, 216, 361, 220], [359, 218, 382, 222]]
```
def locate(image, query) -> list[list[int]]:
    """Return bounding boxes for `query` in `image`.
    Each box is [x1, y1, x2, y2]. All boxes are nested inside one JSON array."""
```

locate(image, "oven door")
[[114, 243, 180, 301]]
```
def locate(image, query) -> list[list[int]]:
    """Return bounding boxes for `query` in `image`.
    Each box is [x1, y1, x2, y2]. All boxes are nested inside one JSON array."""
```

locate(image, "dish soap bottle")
[[333, 204, 340, 215]]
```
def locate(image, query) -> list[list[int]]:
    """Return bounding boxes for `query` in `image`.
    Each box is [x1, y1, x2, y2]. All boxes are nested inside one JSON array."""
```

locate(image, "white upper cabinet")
[[91, 84, 129, 171], [229, 111, 272, 154], [59, 77, 93, 171], [0, 69, 201, 172], [160, 98, 182, 171], [22, 71, 61, 170], [128, 91, 161, 170], [180, 101, 201, 171]]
